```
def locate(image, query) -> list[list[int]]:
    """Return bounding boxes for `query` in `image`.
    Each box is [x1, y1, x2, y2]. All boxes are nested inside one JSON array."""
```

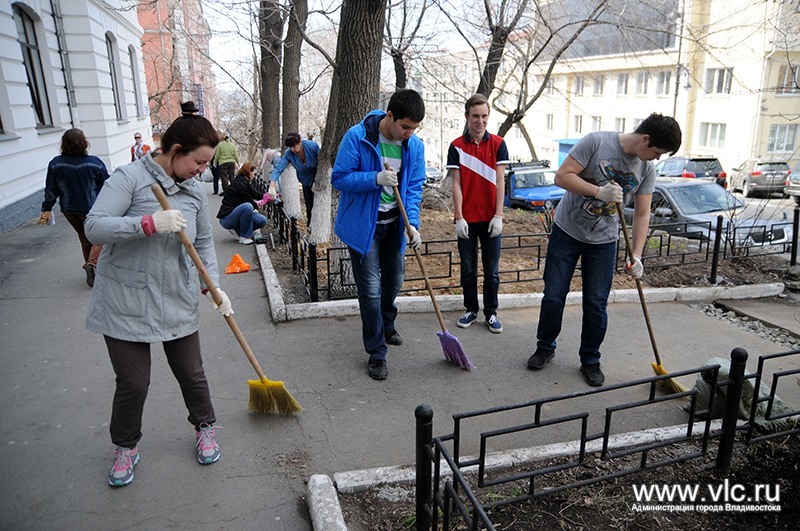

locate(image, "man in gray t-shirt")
[[527, 113, 682, 387]]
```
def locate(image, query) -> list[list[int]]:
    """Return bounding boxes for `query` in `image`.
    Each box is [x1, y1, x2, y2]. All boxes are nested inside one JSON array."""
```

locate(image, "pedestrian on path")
[[39, 128, 109, 287], [212, 132, 238, 194], [130, 132, 151, 162], [217, 162, 267, 245], [448, 93, 510, 334], [85, 101, 233, 487], [527, 113, 681, 387], [269, 132, 320, 225], [331, 89, 426, 381]]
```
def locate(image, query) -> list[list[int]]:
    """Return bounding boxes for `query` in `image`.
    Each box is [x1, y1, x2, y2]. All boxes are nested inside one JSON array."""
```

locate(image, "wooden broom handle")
[[393, 186, 449, 333], [617, 204, 662, 366], [151, 184, 269, 381]]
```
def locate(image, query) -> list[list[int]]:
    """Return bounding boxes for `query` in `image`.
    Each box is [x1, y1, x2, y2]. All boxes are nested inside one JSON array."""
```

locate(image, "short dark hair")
[[160, 102, 219, 155], [464, 93, 489, 115], [61, 128, 89, 157], [634, 113, 682, 154], [284, 132, 302, 147], [387, 89, 425, 122]]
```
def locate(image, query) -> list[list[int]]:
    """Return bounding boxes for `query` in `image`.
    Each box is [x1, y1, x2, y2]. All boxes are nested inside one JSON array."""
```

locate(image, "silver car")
[[728, 159, 790, 197]]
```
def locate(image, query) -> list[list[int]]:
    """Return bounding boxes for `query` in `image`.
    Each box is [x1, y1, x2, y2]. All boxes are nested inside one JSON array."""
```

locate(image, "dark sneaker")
[[85, 264, 96, 288], [527, 348, 555, 370], [457, 311, 478, 328], [195, 424, 221, 465], [385, 329, 403, 346], [368, 359, 388, 380], [486, 315, 503, 334], [580, 364, 605, 386], [108, 446, 139, 487]]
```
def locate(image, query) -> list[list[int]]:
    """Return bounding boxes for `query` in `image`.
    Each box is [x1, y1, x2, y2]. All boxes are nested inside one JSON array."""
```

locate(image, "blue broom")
[[393, 186, 475, 370]]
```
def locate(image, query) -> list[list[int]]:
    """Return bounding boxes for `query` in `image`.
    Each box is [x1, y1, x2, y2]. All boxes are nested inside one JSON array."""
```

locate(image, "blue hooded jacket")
[[331, 110, 426, 255]]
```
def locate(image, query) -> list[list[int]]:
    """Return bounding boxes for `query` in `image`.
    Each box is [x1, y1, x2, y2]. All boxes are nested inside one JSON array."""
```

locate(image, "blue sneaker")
[[108, 446, 139, 487], [457, 311, 478, 328], [486, 314, 503, 334], [196, 424, 221, 465]]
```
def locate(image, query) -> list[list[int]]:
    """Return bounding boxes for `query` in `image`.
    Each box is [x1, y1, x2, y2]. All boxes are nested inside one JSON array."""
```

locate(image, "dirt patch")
[[339, 428, 799, 530]]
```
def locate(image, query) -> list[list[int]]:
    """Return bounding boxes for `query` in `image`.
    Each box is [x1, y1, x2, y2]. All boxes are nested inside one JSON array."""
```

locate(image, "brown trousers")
[[62, 212, 101, 267]]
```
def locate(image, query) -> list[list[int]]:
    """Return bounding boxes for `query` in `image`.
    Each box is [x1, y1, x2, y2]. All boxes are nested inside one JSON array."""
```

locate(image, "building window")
[[635, 72, 649, 95], [574, 115, 583, 133], [593, 74, 604, 95], [656, 70, 672, 96], [546, 113, 554, 131], [617, 73, 629, 95], [545, 77, 555, 94], [777, 64, 800, 95], [128, 45, 143, 118], [592, 116, 602, 131], [704, 67, 733, 94], [633, 118, 644, 129], [615, 118, 626, 132], [13, 5, 52, 127], [699, 122, 727, 148], [574, 75, 584, 95], [106, 33, 124, 120], [767, 123, 798, 152]]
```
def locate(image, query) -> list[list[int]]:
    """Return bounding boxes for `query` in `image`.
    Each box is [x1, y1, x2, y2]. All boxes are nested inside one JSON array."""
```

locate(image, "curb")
[[307, 420, 724, 530], [255, 243, 785, 323]]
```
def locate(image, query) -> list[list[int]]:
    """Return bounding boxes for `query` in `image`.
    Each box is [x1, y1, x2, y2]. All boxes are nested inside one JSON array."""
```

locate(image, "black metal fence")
[[414, 347, 800, 530], [260, 203, 799, 303]]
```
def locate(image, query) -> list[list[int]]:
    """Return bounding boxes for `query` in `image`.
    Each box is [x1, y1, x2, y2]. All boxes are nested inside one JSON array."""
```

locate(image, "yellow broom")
[[617, 205, 688, 394], [152, 184, 301, 414]]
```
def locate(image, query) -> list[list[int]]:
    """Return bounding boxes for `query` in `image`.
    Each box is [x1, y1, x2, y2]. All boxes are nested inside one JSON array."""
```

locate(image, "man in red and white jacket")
[[447, 93, 510, 334]]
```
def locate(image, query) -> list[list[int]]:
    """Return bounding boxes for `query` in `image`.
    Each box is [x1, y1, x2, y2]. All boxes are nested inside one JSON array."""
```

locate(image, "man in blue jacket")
[[332, 89, 426, 380]]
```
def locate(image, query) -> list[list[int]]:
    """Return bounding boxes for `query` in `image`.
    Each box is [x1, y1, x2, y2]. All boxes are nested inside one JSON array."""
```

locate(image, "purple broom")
[[393, 186, 475, 370]]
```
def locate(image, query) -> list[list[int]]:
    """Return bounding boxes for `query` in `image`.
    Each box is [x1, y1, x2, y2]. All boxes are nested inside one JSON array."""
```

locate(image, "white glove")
[[488, 215, 503, 238], [376, 168, 398, 187], [595, 182, 623, 203], [206, 288, 234, 317], [407, 226, 422, 250], [626, 254, 644, 279], [455, 218, 469, 239], [152, 209, 187, 233]]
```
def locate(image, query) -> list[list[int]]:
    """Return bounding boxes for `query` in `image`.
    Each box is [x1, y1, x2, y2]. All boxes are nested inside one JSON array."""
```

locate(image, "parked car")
[[728, 159, 790, 197], [785, 161, 800, 205], [503, 161, 564, 211], [623, 178, 793, 247], [425, 166, 443, 186], [654, 156, 727, 188]]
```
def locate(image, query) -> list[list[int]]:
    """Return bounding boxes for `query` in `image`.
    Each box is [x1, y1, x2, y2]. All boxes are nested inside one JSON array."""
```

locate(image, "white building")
[[0, 0, 150, 232]]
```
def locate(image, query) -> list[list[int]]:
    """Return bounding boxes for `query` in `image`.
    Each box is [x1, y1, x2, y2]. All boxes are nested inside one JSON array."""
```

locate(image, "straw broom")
[[393, 185, 475, 370], [617, 204, 688, 394], [152, 184, 302, 414]]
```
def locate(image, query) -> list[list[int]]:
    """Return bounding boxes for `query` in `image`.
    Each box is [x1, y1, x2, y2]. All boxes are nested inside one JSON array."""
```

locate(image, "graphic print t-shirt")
[[553, 131, 655, 244], [378, 133, 402, 224]]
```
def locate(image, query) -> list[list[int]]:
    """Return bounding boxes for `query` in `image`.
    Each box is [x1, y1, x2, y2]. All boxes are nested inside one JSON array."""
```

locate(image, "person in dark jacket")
[[217, 162, 267, 245], [40, 128, 109, 287]]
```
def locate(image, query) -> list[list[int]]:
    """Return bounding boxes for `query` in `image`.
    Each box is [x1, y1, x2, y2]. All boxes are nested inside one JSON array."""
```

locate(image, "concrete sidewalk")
[[1, 184, 798, 530]]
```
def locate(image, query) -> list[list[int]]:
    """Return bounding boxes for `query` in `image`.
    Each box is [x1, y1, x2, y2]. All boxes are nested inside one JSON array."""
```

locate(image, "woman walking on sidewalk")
[[40, 128, 109, 287], [85, 102, 233, 487]]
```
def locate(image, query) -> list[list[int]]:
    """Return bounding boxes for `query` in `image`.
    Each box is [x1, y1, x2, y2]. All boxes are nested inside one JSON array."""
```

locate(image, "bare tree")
[[385, 0, 429, 89], [259, 1, 285, 149], [282, 0, 309, 138]]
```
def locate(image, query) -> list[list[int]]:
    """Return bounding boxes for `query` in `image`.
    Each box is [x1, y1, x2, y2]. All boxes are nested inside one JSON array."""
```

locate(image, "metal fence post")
[[716, 347, 748, 475], [791, 207, 798, 266], [290, 220, 298, 271], [416, 404, 433, 531], [309, 243, 318, 302], [710, 215, 723, 284]]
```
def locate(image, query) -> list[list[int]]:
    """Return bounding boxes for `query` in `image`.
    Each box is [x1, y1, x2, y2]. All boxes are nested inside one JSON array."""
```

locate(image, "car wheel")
[[743, 180, 753, 198]]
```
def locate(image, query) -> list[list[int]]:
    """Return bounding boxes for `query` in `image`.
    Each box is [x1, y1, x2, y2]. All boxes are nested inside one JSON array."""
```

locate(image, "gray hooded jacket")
[[85, 154, 219, 343]]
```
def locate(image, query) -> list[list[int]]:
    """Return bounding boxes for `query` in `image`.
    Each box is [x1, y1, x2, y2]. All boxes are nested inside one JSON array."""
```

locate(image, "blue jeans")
[[457, 222, 502, 318], [348, 220, 405, 361], [536, 224, 617, 365], [219, 203, 267, 238]]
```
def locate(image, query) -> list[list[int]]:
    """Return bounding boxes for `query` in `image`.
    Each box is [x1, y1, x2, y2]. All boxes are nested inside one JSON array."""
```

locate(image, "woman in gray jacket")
[[85, 102, 232, 487]]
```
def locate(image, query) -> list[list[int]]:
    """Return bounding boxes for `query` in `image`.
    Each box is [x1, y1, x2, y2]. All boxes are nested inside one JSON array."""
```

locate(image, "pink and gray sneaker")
[[195, 424, 220, 465], [108, 446, 139, 487]]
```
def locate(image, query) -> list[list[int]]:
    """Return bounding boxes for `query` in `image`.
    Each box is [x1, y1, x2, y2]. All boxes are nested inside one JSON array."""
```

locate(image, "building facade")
[[0, 0, 151, 232]]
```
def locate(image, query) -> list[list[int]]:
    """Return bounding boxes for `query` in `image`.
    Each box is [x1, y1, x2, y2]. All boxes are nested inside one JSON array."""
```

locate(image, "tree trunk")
[[390, 48, 407, 89], [259, 0, 284, 149], [475, 27, 510, 97], [282, 0, 307, 138]]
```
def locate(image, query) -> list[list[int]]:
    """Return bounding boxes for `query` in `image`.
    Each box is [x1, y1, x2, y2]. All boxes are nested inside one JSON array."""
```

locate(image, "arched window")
[[106, 32, 124, 120], [13, 4, 52, 127], [128, 45, 143, 118]]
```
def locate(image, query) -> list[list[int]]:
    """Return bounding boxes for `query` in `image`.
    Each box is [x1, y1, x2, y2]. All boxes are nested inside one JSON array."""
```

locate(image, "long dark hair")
[[60, 128, 89, 157], [160, 102, 219, 154]]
